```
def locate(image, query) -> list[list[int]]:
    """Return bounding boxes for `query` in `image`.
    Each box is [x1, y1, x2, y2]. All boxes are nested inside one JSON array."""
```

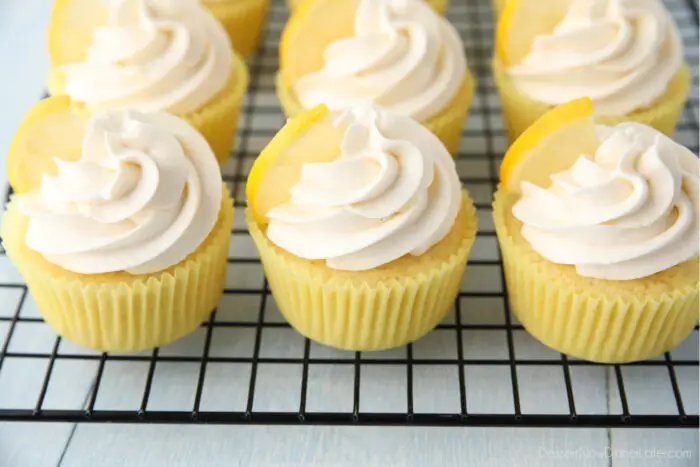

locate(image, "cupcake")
[[246, 103, 478, 351], [277, 0, 474, 155], [494, 98, 699, 363], [287, 0, 449, 15], [204, 0, 270, 57], [2, 95, 234, 352], [494, 0, 691, 142], [47, 0, 249, 165]]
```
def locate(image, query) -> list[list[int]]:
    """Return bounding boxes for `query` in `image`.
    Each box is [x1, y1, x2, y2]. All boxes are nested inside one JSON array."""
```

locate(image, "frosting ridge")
[[293, 0, 467, 122], [506, 0, 683, 115], [61, 0, 232, 114]]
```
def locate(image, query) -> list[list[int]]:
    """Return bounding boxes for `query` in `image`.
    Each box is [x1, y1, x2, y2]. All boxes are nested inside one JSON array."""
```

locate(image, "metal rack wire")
[[0, 0, 698, 428]]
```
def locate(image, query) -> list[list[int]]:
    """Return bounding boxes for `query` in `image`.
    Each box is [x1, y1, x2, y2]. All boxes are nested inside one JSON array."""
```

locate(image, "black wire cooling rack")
[[0, 0, 698, 428]]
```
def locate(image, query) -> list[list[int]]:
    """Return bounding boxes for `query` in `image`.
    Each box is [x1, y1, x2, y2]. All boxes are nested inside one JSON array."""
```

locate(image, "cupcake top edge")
[[59, 0, 233, 115], [504, 0, 684, 116], [512, 121, 699, 281], [292, 0, 468, 122], [14, 108, 223, 276], [265, 102, 463, 271]]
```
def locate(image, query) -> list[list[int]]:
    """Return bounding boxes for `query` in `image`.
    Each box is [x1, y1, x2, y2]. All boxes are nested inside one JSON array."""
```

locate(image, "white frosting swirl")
[[15, 109, 222, 275], [61, 0, 232, 115], [266, 103, 462, 271], [293, 0, 467, 122], [506, 0, 683, 116], [513, 123, 699, 280]]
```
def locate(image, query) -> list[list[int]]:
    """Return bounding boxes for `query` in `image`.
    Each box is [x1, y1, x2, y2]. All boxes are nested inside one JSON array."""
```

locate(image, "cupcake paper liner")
[[48, 54, 249, 166], [286, 0, 449, 14], [492, 59, 692, 142], [207, 0, 270, 58], [247, 193, 477, 351], [1, 188, 235, 353], [493, 190, 699, 363], [276, 70, 475, 155]]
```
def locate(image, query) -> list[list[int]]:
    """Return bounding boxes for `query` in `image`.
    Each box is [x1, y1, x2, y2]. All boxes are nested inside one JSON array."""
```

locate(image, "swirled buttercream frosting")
[[15, 109, 222, 275], [266, 103, 463, 271], [513, 122, 699, 280], [62, 0, 232, 115], [506, 0, 684, 116], [294, 0, 467, 122]]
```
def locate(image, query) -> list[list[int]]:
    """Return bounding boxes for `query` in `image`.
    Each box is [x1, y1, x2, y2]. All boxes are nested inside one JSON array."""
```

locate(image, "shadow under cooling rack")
[[0, 0, 698, 428]]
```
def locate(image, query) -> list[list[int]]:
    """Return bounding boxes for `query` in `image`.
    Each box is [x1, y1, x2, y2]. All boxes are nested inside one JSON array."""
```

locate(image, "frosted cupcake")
[[494, 98, 699, 363], [3, 96, 234, 352], [246, 103, 478, 350], [494, 0, 691, 141], [204, 0, 270, 57], [48, 0, 249, 164], [277, 0, 474, 154]]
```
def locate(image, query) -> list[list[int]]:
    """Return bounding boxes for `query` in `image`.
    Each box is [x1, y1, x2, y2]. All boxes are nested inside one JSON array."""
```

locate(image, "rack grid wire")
[[0, 0, 698, 428]]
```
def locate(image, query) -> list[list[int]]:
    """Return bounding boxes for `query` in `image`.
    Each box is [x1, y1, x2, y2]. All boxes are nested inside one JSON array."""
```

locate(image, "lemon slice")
[[247, 105, 346, 225], [280, 0, 358, 88], [48, 0, 108, 66], [496, 0, 569, 66], [500, 97, 599, 193], [7, 96, 85, 194]]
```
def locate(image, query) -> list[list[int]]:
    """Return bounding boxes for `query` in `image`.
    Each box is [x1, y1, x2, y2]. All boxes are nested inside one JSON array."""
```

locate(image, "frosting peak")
[[513, 122, 699, 280], [15, 110, 222, 275], [266, 103, 462, 271], [62, 0, 232, 115], [293, 0, 467, 122], [506, 0, 683, 115]]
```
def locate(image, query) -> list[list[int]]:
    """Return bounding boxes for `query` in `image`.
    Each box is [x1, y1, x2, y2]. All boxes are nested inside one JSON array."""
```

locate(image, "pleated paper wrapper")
[[247, 194, 478, 351], [1, 189, 235, 353], [286, 0, 449, 14], [48, 54, 249, 166], [493, 190, 699, 364], [492, 59, 692, 143], [276, 71, 475, 155], [207, 0, 270, 58]]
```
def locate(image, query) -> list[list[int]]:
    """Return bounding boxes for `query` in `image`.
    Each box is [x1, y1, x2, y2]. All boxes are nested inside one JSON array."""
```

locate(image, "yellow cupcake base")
[[493, 190, 699, 363], [207, 0, 270, 58], [248, 193, 478, 351], [492, 59, 692, 143], [1, 188, 235, 353], [186, 54, 249, 165], [48, 54, 249, 166], [286, 0, 449, 14], [276, 70, 475, 155]]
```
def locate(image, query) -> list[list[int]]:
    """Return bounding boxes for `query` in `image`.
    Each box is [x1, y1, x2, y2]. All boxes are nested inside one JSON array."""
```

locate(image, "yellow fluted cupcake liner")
[[206, 0, 270, 58], [492, 59, 692, 143], [276, 70, 475, 155], [286, 0, 449, 14], [48, 54, 249, 166], [1, 188, 235, 353], [493, 190, 699, 363], [248, 193, 477, 351]]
